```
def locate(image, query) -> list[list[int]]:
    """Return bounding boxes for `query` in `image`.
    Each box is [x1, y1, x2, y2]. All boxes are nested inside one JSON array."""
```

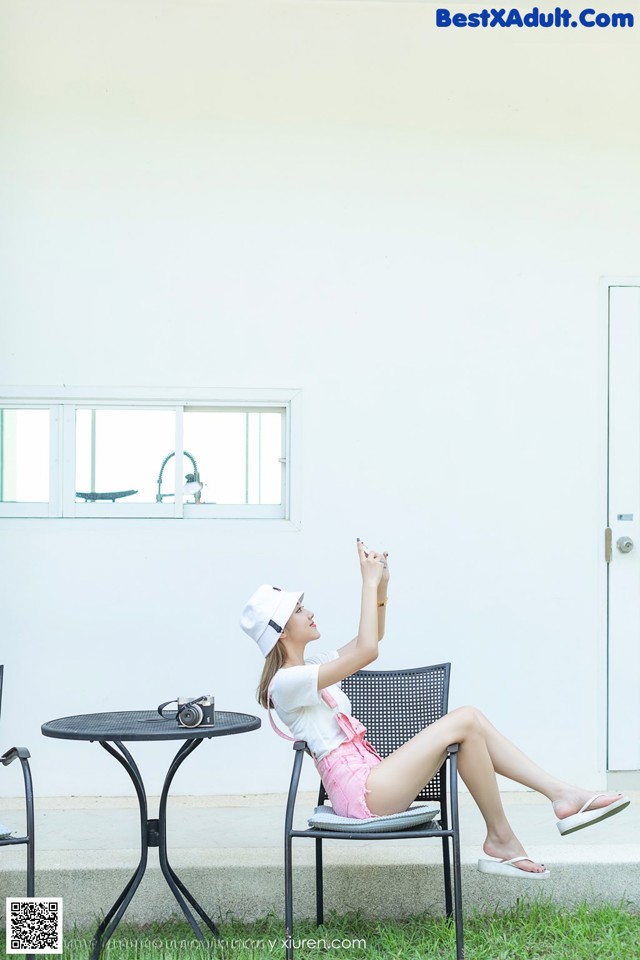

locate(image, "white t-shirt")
[[270, 650, 353, 761]]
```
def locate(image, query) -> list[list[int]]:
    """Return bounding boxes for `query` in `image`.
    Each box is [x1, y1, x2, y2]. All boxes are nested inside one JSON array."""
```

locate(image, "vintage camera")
[[158, 695, 215, 727], [177, 696, 215, 727]]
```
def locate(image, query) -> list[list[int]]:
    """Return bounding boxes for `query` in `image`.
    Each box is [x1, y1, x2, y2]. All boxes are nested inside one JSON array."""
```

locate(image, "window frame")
[[0, 387, 301, 524]]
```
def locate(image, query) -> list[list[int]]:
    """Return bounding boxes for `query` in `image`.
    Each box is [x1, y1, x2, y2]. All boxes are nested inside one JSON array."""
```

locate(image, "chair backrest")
[[324, 662, 451, 804]]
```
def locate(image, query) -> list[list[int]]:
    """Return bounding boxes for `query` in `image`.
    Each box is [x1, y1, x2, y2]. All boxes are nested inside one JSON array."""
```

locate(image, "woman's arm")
[[317, 541, 386, 690], [336, 550, 389, 655], [376, 550, 389, 638]]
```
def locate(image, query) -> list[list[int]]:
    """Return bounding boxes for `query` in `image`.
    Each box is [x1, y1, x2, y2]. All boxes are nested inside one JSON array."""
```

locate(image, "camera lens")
[[178, 704, 203, 727]]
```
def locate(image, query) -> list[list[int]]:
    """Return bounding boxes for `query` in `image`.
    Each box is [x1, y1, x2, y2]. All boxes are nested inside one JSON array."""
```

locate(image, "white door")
[[608, 284, 640, 770]]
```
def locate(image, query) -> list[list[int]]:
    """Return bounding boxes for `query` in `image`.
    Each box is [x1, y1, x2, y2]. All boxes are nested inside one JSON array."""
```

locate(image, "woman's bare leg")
[[472, 710, 622, 818], [365, 705, 623, 874]]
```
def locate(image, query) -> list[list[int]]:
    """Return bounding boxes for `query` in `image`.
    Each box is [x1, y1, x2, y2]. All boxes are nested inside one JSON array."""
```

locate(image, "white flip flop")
[[478, 856, 550, 879], [555, 794, 630, 836]]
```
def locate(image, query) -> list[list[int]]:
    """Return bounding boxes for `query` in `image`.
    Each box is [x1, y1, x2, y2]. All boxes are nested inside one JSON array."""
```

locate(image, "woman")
[[240, 540, 630, 878]]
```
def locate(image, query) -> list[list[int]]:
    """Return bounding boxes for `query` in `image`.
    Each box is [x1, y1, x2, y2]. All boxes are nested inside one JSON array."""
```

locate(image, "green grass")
[[23, 901, 639, 960]]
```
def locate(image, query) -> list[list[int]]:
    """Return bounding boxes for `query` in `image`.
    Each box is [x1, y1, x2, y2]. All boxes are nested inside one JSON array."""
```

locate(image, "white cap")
[[240, 584, 304, 656]]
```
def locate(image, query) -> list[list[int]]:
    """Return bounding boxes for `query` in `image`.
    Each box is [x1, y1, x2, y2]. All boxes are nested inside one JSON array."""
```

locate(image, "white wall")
[[1, 0, 639, 796]]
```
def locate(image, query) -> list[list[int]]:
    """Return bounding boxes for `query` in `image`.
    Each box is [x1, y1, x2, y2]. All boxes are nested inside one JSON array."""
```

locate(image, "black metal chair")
[[284, 662, 463, 960], [0, 665, 35, 897]]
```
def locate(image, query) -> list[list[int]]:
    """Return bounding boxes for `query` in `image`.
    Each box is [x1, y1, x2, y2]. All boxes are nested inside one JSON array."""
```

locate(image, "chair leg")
[[452, 834, 464, 960], [284, 835, 294, 960], [449, 752, 464, 960], [439, 791, 453, 917], [441, 835, 453, 917], [284, 744, 307, 960], [20, 754, 35, 897], [315, 838, 324, 926], [284, 836, 293, 960]]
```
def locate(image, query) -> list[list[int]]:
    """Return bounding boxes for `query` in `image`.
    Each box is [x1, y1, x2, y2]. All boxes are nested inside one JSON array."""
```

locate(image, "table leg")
[[158, 738, 220, 937], [91, 741, 149, 960], [90, 737, 220, 959]]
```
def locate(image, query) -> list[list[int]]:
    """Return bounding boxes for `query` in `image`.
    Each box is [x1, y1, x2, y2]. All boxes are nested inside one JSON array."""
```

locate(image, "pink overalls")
[[268, 683, 382, 818]]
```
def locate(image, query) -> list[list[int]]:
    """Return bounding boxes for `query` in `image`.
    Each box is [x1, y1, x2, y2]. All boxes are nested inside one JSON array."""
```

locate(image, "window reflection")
[[75, 409, 175, 503], [73, 408, 284, 506], [184, 410, 283, 505], [0, 409, 49, 503]]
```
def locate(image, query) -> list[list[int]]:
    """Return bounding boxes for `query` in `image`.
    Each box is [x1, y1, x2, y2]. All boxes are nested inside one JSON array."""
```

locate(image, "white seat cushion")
[[307, 804, 440, 832]]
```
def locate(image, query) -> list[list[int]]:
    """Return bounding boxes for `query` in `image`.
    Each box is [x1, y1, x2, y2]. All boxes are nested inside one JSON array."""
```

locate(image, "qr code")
[[5, 898, 63, 954]]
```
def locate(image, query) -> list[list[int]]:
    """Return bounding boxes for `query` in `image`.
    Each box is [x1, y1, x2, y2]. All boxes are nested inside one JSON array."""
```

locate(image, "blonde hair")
[[257, 640, 287, 709]]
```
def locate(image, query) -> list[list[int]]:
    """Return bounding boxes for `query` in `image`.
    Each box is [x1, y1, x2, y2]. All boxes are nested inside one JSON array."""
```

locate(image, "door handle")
[[616, 536, 634, 554]]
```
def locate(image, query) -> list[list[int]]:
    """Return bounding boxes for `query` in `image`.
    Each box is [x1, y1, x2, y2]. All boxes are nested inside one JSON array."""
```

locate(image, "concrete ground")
[[0, 791, 638, 930]]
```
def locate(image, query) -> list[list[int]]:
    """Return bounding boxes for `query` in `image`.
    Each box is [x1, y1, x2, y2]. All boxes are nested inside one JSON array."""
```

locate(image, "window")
[[0, 408, 55, 517], [75, 408, 176, 505], [183, 409, 284, 506], [0, 389, 300, 522]]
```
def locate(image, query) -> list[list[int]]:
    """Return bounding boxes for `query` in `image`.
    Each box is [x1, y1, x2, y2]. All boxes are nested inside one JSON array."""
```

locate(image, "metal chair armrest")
[[0, 745, 35, 897], [284, 740, 308, 833], [1, 746, 31, 766]]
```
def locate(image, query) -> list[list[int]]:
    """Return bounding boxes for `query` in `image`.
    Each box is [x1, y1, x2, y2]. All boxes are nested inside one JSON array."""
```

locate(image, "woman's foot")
[[551, 791, 623, 821], [482, 835, 546, 874], [552, 791, 629, 836]]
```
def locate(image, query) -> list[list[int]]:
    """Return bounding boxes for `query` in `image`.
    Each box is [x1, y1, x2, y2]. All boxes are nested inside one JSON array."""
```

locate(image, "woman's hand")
[[380, 551, 390, 588], [357, 539, 385, 587]]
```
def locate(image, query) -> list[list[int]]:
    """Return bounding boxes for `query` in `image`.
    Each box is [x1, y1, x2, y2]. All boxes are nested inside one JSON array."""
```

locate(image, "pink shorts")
[[315, 735, 382, 819]]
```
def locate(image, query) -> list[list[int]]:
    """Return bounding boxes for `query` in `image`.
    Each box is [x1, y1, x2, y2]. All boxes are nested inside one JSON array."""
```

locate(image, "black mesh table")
[[41, 709, 261, 959]]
